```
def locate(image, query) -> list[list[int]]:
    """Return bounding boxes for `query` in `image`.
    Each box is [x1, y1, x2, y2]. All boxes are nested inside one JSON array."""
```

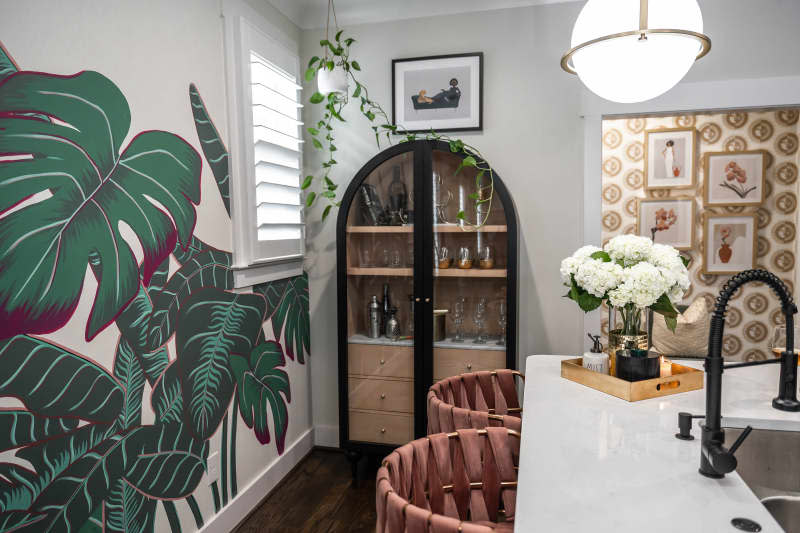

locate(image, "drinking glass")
[[457, 246, 473, 269], [360, 248, 374, 268], [388, 247, 402, 268], [436, 246, 453, 269], [380, 247, 391, 267], [769, 325, 800, 358], [452, 297, 465, 342], [473, 297, 487, 344], [497, 300, 507, 346], [479, 245, 495, 269]]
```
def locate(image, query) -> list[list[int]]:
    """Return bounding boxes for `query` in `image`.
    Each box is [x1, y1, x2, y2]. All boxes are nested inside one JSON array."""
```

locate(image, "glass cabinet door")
[[345, 150, 416, 445], [430, 148, 509, 383]]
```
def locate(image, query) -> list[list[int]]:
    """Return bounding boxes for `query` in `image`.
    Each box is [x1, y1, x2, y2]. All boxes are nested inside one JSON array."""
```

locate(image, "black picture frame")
[[391, 52, 483, 133]]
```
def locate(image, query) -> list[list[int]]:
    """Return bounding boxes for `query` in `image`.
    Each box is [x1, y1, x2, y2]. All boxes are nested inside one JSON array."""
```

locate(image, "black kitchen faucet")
[[697, 269, 800, 479]]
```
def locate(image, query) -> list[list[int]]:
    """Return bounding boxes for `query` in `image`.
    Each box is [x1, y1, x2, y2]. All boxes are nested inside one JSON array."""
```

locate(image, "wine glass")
[[452, 297, 465, 342], [497, 300, 507, 346], [473, 297, 487, 344], [769, 325, 800, 359]]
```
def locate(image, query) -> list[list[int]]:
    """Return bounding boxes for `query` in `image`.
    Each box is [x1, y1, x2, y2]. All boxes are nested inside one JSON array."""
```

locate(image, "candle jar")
[[457, 246, 473, 269]]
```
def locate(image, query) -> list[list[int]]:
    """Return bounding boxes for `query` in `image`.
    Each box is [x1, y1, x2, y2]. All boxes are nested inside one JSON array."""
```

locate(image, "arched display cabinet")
[[336, 140, 518, 469]]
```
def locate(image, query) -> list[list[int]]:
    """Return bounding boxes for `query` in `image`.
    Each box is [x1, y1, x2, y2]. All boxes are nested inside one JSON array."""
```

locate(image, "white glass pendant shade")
[[566, 0, 708, 103], [317, 65, 349, 95]]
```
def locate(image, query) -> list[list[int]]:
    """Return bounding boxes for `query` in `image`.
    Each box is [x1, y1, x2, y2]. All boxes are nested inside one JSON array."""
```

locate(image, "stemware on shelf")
[[436, 245, 453, 269], [452, 297, 465, 343], [473, 297, 487, 344], [479, 244, 495, 269], [457, 246, 474, 269], [497, 299, 507, 346]]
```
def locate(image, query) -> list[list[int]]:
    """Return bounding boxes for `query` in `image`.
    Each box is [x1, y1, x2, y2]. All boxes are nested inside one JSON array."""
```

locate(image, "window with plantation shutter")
[[225, 11, 305, 287]]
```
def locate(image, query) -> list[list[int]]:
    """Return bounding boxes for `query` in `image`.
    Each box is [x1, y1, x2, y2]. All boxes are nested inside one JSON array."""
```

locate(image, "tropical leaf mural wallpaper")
[[0, 42, 308, 532]]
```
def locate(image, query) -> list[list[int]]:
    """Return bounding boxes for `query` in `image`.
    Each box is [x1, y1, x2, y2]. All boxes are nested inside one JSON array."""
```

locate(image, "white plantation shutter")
[[225, 13, 305, 286]]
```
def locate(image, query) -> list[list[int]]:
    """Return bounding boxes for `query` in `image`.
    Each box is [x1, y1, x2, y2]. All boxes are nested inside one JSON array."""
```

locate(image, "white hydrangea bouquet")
[[561, 235, 691, 333]]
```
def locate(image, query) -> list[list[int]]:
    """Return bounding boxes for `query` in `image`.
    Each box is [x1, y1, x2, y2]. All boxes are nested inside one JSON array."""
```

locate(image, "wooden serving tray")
[[561, 358, 703, 402]]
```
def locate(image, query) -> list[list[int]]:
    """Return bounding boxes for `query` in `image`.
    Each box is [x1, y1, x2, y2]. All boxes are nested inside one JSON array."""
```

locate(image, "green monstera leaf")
[[256, 273, 310, 363], [176, 288, 266, 440], [190, 83, 230, 215], [147, 248, 233, 351], [0, 43, 17, 84], [123, 423, 209, 499], [230, 341, 291, 453], [0, 69, 201, 341], [0, 336, 123, 423]]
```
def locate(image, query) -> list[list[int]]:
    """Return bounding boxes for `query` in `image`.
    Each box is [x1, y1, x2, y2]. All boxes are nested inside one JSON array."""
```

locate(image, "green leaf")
[[680, 254, 690, 268], [651, 293, 679, 333], [366, 111, 375, 121], [29, 430, 143, 533], [344, 38, 355, 46], [307, 55, 320, 68], [321, 190, 336, 199], [301, 175, 314, 190], [123, 424, 208, 499], [455, 155, 477, 175], [306, 191, 317, 207], [351, 60, 361, 71], [321, 205, 332, 221], [0, 336, 123, 422], [590, 251, 612, 262], [307, 127, 319, 136], [324, 176, 337, 190], [102, 479, 156, 533], [0, 42, 18, 85], [664, 315, 678, 333], [567, 275, 603, 313], [309, 92, 325, 104], [147, 248, 233, 352], [112, 282, 168, 384], [152, 361, 182, 424], [304, 67, 316, 82], [0, 512, 47, 532], [326, 60, 334, 70], [189, 84, 230, 216], [456, 211, 466, 220], [254, 273, 310, 363], [335, 29, 343, 41], [312, 138, 323, 149], [0, 71, 202, 341], [0, 411, 78, 454], [352, 84, 361, 98], [176, 288, 266, 440], [230, 342, 291, 452], [319, 39, 330, 46], [113, 338, 146, 431]]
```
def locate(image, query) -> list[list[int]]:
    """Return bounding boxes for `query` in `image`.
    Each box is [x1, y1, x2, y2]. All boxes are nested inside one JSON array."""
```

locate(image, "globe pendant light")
[[561, 0, 711, 103]]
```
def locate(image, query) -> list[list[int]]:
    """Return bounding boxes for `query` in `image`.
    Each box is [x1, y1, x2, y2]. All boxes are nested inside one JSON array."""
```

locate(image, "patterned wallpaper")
[[601, 108, 800, 361]]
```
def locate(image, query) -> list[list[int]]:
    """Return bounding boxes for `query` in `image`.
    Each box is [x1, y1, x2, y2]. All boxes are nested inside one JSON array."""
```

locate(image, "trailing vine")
[[303, 27, 495, 227]]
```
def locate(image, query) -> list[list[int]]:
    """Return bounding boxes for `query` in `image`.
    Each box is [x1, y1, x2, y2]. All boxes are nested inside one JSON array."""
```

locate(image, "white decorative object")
[[561, 0, 711, 103], [582, 351, 610, 374], [317, 66, 349, 95]]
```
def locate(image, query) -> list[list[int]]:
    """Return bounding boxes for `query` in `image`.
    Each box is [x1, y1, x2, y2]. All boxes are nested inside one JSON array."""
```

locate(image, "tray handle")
[[656, 380, 680, 391]]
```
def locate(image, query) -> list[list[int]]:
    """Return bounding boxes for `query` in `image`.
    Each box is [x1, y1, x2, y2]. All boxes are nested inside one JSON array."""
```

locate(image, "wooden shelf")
[[434, 268, 507, 278], [434, 224, 507, 233], [347, 267, 413, 277], [346, 226, 412, 233]]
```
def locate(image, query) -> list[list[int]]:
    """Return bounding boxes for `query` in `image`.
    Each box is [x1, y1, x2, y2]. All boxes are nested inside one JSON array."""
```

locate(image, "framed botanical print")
[[392, 52, 483, 133], [703, 214, 758, 275], [636, 197, 695, 250], [644, 128, 697, 190], [703, 150, 767, 207]]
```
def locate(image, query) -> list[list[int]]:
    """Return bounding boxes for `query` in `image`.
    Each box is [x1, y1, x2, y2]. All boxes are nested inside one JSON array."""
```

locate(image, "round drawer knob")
[[380, 428, 386, 434], [424, 297, 431, 303], [380, 393, 386, 399], [415, 297, 421, 302], [380, 359, 385, 365], [466, 363, 473, 370]]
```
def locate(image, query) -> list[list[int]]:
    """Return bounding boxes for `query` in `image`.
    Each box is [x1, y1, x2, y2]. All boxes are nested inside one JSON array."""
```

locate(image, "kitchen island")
[[515, 355, 800, 532]]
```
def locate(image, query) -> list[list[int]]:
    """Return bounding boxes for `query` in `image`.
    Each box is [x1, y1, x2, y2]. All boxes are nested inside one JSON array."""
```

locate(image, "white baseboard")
[[313, 424, 339, 448], [199, 427, 314, 533]]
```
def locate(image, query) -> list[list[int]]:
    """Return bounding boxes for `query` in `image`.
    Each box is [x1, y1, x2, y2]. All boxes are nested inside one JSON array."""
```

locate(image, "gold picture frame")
[[702, 213, 758, 275], [636, 196, 696, 251], [703, 150, 767, 207], [644, 127, 697, 190]]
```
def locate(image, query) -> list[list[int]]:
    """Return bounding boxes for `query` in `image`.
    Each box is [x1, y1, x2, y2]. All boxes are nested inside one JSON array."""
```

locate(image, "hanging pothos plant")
[[302, 2, 496, 226]]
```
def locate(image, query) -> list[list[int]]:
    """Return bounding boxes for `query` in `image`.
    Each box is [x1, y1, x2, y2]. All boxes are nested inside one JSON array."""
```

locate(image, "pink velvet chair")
[[427, 370, 523, 435], [376, 427, 520, 533]]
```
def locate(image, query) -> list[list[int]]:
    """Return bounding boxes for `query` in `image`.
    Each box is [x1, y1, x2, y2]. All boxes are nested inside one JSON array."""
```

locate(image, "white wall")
[[0, 1, 312, 531], [300, 3, 586, 446]]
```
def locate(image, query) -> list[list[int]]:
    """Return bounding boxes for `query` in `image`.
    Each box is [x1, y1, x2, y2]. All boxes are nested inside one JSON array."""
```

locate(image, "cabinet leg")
[[345, 450, 362, 484]]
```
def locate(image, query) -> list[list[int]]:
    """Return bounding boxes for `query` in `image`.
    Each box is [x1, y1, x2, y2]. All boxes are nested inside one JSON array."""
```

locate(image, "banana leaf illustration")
[[256, 273, 310, 363]]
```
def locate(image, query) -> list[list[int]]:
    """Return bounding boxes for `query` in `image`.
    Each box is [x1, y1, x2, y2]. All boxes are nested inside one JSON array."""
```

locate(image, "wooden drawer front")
[[433, 348, 507, 381], [348, 343, 413, 378], [349, 409, 413, 445], [348, 377, 413, 413]]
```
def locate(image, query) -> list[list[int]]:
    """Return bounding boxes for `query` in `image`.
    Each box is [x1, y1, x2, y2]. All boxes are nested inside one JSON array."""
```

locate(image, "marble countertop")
[[515, 355, 800, 532], [347, 334, 506, 351]]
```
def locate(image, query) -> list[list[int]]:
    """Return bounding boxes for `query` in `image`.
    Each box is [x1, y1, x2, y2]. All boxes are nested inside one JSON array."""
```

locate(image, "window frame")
[[223, 6, 305, 288]]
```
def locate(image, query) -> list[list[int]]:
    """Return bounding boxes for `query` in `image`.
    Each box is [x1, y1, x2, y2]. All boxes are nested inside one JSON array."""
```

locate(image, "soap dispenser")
[[582, 334, 609, 374]]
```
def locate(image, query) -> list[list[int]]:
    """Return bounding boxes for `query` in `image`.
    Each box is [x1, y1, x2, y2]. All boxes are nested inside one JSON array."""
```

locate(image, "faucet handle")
[[704, 426, 753, 476], [727, 425, 753, 456]]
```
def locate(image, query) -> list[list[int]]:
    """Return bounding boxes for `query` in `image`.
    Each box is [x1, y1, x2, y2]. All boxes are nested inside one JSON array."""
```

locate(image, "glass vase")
[[608, 304, 649, 377]]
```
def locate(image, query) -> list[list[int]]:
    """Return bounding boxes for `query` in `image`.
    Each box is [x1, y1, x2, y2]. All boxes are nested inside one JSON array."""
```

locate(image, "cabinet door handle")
[[380, 393, 386, 399], [380, 428, 386, 434], [466, 363, 473, 370], [415, 297, 421, 302], [379, 359, 386, 365], [424, 297, 431, 303]]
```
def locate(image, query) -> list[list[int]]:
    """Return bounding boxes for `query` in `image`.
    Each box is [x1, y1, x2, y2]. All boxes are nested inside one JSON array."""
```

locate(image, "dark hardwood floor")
[[237, 449, 379, 533]]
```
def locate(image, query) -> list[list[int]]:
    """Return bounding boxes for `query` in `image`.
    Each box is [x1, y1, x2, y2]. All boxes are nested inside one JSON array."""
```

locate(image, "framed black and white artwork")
[[392, 53, 483, 133]]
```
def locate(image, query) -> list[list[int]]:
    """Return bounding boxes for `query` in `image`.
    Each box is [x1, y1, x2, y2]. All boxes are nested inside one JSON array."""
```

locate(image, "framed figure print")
[[703, 214, 758, 275], [703, 150, 767, 207], [636, 197, 695, 250], [392, 53, 483, 133], [644, 128, 697, 190]]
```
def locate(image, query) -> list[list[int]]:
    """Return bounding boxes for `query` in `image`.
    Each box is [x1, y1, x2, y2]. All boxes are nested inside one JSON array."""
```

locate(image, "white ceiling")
[[268, 0, 583, 30]]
